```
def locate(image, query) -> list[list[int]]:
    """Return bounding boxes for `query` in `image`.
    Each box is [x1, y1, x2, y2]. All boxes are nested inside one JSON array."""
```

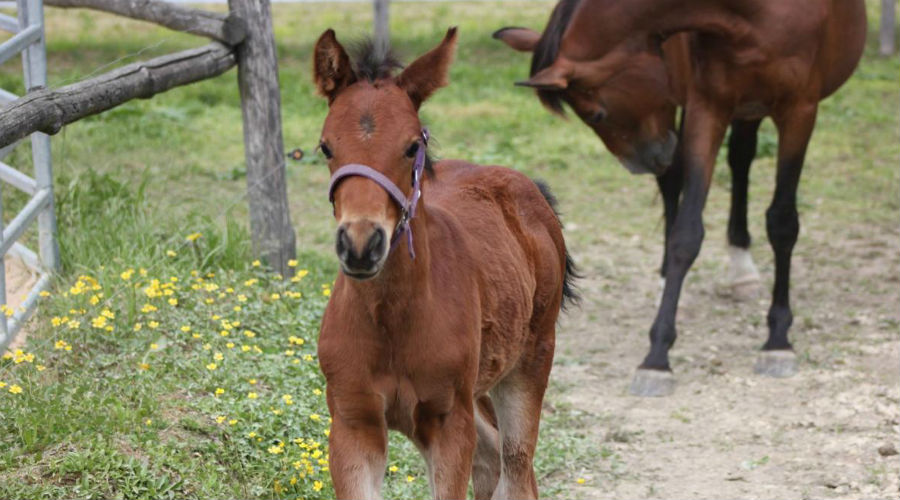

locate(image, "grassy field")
[[0, 1, 897, 499]]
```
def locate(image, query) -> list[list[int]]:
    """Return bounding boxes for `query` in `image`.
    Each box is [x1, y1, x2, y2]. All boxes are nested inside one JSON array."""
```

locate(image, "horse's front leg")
[[416, 395, 476, 500], [326, 390, 388, 500], [631, 97, 730, 397], [753, 102, 818, 378]]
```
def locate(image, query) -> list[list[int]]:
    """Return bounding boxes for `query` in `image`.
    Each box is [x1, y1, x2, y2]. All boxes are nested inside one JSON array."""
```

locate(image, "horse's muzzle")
[[336, 223, 388, 280], [619, 130, 678, 176]]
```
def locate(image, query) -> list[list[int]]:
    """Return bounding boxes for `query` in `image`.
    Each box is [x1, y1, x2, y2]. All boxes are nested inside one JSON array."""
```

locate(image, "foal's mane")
[[347, 38, 435, 175], [531, 0, 582, 115]]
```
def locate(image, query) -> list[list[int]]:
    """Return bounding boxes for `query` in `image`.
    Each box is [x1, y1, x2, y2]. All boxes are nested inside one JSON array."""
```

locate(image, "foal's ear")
[[313, 29, 356, 103], [492, 27, 540, 52], [397, 27, 458, 109], [515, 59, 573, 90]]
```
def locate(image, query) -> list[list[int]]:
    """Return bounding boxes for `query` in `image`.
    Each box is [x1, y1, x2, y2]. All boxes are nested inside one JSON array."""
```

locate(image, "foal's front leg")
[[327, 392, 389, 499], [416, 396, 477, 500]]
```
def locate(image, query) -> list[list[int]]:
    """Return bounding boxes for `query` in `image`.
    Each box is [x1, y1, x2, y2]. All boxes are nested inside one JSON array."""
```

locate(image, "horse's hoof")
[[753, 350, 797, 378], [629, 369, 676, 397], [730, 276, 762, 301], [726, 246, 761, 301]]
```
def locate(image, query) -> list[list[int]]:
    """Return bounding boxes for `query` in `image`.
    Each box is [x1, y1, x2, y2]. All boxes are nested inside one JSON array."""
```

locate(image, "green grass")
[[0, 1, 897, 499]]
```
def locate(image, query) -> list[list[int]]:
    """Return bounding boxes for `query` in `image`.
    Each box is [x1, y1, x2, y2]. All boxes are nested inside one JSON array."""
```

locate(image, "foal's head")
[[314, 28, 457, 279], [495, 25, 677, 176]]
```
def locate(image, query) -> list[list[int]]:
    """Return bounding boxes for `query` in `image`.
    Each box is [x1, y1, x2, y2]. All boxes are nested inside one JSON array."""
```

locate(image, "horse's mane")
[[349, 38, 404, 82], [531, 0, 582, 115]]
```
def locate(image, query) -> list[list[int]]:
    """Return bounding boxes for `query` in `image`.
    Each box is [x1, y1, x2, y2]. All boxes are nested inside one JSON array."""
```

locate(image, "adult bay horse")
[[313, 27, 578, 499], [495, 0, 866, 396]]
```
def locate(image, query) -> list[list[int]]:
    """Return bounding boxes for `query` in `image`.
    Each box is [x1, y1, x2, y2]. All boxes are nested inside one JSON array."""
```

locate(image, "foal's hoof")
[[629, 369, 676, 397], [753, 350, 797, 378]]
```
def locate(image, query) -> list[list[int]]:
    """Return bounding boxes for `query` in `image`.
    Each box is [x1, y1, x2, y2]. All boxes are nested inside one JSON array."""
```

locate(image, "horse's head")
[[313, 28, 457, 280], [494, 26, 677, 176]]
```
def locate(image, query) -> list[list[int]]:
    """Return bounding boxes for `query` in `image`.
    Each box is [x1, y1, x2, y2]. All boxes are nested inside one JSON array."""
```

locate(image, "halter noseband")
[[327, 128, 429, 259]]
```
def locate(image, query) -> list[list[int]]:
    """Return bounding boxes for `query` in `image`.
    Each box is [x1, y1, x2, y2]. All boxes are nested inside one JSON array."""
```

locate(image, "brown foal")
[[496, 0, 866, 396], [313, 28, 577, 499]]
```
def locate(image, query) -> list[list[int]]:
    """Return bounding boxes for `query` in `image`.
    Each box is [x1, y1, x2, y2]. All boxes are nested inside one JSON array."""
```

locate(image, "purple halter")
[[327, 128, 429, 259]]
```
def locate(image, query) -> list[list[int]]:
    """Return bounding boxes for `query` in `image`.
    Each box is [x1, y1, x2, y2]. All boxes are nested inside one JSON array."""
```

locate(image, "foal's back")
[[424, 159, 567, 393]]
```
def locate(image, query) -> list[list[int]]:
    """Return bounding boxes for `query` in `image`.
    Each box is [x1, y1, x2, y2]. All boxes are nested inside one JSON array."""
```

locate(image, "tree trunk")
[[228, 0, 296, 278]]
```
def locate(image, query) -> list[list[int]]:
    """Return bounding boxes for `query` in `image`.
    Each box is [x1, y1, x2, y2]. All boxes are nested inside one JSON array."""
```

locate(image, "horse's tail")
[[532, 179, 581, 310]]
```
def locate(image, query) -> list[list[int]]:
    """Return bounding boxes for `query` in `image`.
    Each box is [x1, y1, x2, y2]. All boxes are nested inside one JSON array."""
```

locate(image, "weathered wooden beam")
[[44, 0, 246, 45], [228, 0, 296, 278], [881, 0, 896, 56], [0, 43, 236, 148]]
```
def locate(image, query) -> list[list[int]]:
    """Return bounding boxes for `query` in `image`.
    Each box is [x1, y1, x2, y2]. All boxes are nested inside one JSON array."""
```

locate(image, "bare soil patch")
[[551, 220, 899, 499]]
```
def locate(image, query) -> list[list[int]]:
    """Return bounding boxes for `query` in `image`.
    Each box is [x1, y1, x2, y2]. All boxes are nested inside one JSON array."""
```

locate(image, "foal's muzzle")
[[336, 222, 388, 280]]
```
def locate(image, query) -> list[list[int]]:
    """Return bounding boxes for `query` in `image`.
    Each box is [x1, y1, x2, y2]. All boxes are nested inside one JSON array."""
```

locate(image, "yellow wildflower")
[[215, 387, 225, 396], [9, 384, 22, 394], [206, 363, 217, 371], [247, 392, 258, 399], [186, 232, 202, 242]]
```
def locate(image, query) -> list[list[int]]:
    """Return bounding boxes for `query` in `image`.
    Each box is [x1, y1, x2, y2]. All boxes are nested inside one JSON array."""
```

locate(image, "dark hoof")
[[754, 350, 797, 378], [629, 369, 676, 397]]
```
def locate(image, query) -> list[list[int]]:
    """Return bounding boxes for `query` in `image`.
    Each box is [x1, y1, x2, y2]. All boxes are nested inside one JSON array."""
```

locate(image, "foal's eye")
[[404, 142, 419, 158], [319, 142, 333, 159]]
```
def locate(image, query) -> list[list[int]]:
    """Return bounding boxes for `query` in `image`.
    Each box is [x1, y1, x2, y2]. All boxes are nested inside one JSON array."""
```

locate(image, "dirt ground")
[[551, 217, 899, 499], [3, 255, 37, 352]]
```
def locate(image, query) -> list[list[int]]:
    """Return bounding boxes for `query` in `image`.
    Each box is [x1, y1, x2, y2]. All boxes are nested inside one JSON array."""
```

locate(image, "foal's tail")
[[532, 179, 581, 310]]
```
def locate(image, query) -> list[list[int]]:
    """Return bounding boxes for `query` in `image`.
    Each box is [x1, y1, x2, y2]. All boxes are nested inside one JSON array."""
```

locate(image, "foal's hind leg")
[[490, 337, 554, 499], [725, 119, 763, 300], [472, 395, 501, 499], [754, 103, 817, 378]]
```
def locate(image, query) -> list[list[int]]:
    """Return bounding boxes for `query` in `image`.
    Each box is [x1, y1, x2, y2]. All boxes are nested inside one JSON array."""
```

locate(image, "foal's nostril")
[[336, 226, 351, 258], [365, 228, 386, 262]]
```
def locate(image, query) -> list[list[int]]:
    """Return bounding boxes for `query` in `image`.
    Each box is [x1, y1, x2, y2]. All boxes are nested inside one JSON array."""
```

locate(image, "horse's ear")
[[313, 29, 356, 104], [492, 27, 540, 52], [397, 27, 458, 109], [515, 59, 573, 90]]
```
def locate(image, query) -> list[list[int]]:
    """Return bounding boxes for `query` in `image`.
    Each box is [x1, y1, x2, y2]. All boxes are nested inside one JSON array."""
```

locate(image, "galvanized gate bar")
[[0, 13, 19, 32], [0, 0, 58, 351], [0, 24, 41, 66], [0, 160, 37, 194], [0, 87, 19, 103]]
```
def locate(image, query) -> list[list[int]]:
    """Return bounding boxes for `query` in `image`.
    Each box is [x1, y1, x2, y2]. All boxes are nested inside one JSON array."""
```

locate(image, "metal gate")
[[0, 0, 59, 351]]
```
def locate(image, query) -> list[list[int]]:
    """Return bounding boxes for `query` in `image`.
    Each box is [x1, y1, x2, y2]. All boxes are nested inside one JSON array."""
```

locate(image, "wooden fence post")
[[228, 0, 296, 277], [881, 0, 896, 56], [374, 0, 389, 51]]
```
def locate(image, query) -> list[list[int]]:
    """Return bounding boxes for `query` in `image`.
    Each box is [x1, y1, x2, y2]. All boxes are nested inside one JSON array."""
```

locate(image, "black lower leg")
[[656, 155, 684, 278], [643, 167, 708, 370], [727, 119, 761, 248], [764, 163, 802, 350]]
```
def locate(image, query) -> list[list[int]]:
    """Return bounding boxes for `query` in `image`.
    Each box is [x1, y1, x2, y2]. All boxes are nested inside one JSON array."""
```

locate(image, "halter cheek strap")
[[327, 128, 429, 259]]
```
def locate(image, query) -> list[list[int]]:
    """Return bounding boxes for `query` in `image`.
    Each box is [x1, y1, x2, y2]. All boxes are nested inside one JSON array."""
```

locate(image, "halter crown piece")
[[327, 128, 429, 259]]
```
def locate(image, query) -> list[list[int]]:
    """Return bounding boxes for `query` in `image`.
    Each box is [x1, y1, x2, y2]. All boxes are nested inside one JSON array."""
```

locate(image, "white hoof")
[[629, 369, 676, 397], [727, 246, 761, 300]]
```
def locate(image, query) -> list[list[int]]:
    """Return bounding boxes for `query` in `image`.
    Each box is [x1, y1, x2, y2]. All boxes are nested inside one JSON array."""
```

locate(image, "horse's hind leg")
[[490, 333, 554, 499], [726, 119, 763, 299], [755, 103, 817, 377], [472, 395, 501, 499]]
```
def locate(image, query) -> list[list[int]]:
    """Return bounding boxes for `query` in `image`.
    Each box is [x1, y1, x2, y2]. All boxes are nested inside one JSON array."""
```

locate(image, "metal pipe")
[[0, 161, 37, 194]]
